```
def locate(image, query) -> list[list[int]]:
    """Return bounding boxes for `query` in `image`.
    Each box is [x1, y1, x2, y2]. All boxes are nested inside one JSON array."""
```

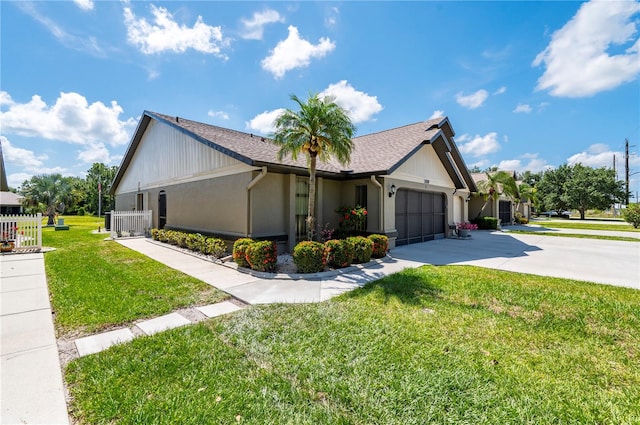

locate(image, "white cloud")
[[261, 25, 335, 79], [470, 159, 490, 169], [1, 136, 68, 187], [428, 110, 445, 120], [17, 2, 105, 57], [567, 143, 639, 170], [320, 80, 382, 123], [455, 89, 489, 109], [0, 91, 14, 106], [240, 9, 284, 40], [246, 108, 285, 134], [513, 103, 532, 113], [73, 0, 94, 11], [457, 132, 500, 157], [497, 154, 551, 173], [124, 4, 228, 56], [533, 0, 640, 97], [493, 86, 507, 95], [325, 6, 340, 27], [1, 136, 47, 170], [0, 91, 137, 147], [77, 141, 112, 164], [208, 110, 230, 120]]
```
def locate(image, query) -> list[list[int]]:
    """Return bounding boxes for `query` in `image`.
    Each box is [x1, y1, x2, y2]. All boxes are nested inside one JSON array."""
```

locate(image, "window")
[[136, 193, 144, 210]]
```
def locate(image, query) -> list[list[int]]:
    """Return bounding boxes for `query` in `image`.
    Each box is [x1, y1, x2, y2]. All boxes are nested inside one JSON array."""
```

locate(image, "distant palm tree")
[[272, 93, 356, 240], [475, 171, 518, 218], [21, 174, 71, 225]]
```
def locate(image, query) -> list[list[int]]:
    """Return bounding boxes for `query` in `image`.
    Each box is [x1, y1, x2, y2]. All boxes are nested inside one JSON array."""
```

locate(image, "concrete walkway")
[[1, 253, 69, 425], [117, 238, 420, 304]]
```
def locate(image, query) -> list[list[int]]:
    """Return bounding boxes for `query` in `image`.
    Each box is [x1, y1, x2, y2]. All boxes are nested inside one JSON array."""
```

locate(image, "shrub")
[[293, 241, 326, 274], [336, 205, 368, 237], [622, 203, 640, 228], [204, 237, 226, 258], [151, 228, 160, 240], [245, 240, 277, 272], [324, 239, 354, 269], [233, 238, 254, 268], [77, 207, 86, 216], [472, 216, 499, 230], [368, 234, 388, 258], [347, 236, 374, 264], [186, 233, 206, 252]]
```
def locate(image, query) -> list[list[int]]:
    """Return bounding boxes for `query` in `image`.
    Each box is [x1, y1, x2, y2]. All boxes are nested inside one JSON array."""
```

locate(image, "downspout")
[[246, 167, 268, 237], [370, 175, 384, 232]]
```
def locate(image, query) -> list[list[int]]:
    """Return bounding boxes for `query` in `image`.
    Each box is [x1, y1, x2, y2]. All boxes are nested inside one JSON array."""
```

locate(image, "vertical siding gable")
[[392, 144, 453, 187], [117, 120, 249, 193]]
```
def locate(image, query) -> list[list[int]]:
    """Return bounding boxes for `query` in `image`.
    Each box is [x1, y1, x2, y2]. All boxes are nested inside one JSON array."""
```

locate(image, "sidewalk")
[[117, 238, 422, 304], [1, 253, 69, 425]]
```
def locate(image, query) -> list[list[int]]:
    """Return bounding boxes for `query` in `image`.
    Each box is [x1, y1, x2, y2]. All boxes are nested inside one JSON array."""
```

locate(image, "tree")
[[85, 163, 118, 215], [562, 164, 624, 219], [272, 93, 355, 240], [536, 164, 573, 213], [20, 174, 73, 225], [515, 181, 537, 213], [537, 164, 624, 219], [474, 171, 518, 218]]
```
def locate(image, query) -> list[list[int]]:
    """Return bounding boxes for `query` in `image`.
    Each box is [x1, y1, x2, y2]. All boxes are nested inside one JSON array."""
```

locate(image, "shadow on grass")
[[340, 267, 442, 307]]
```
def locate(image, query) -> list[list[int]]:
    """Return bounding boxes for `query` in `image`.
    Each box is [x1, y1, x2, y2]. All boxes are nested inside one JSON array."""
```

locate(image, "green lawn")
[[532, 220, 639, 232], [506, 230, 640, 242], [44, 216, 228, 337], [66, 266, 640, 424]]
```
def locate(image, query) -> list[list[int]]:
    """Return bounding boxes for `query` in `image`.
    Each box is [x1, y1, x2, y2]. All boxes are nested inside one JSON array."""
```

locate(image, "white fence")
[[110, 210, 152, 239], [0, 213, 43, 252]]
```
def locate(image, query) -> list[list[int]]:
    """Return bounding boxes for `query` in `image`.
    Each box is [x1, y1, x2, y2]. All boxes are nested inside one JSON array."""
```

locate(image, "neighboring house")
[[0, 142, 23, 214], [468, 171, 519, 225], [0, 192, 23, 215], [110, 111, 477, 251]]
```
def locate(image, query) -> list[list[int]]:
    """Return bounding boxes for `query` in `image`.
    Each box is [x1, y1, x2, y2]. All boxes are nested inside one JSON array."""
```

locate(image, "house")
[[468, 171, 522, 225], [0, 143, 23, 214], [110, 111, 477, 251]]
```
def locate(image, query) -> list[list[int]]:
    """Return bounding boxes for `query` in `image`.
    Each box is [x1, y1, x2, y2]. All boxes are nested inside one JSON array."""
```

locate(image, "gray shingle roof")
[[111, 110, 477, 193], [150, 111, 443, 175]]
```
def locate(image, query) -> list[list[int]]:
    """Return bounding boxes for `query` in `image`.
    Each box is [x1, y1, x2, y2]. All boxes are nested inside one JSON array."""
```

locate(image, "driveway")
[[391, 230, 640, 290]]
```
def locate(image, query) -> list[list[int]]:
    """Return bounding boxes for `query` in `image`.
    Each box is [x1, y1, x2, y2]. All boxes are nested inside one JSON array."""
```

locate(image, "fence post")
[[37, 213, 42, 250]]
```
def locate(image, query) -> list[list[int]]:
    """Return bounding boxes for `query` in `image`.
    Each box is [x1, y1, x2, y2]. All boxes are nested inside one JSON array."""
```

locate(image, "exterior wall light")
[[389, 184, 396, 198]]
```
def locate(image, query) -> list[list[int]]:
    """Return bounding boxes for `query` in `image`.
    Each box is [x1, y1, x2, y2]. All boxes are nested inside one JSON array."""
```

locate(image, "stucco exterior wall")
[[250, 172, 288, 238], [116, 172, 251, 237]]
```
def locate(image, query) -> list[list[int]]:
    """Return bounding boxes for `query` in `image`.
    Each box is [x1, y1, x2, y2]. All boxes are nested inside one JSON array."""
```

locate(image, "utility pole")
[[625, 139, 630, 206]]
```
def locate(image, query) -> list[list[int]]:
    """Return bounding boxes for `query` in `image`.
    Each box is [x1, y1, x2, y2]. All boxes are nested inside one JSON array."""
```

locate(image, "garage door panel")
[[395, 189, 445, 246]]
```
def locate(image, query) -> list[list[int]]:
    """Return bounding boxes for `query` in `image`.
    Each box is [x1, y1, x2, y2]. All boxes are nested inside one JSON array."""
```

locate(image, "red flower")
[[363, 211, 368, 215]]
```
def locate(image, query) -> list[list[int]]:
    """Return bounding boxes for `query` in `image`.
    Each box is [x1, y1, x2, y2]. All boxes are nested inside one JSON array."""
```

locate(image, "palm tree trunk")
[[307, 155, 317, 240]]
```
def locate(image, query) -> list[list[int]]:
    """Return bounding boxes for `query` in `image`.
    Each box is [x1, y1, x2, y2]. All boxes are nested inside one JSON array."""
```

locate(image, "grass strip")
[[44, 216, 228, 337], [533, 221, 639, 232], [66, 266, 640, 424], [506, 230, 640, 242]]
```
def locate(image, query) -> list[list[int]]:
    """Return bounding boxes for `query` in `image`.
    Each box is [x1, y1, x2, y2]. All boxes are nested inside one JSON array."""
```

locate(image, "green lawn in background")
[[66, 266, 640, 424], [43, 216, 228, 337], [506, 230, 639, 242], [532, 220, 639, 232]]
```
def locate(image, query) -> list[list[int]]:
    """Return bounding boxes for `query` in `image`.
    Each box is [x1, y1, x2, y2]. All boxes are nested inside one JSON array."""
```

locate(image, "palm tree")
[[475, 171, 518, 218], [272, 93, 356, 240], [20, 174, 72, 225]]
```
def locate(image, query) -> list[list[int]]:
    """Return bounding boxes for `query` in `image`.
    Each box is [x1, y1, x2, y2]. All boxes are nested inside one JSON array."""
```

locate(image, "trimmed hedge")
[[472, 216, 499, 230], [232, 238, 254, 268], [150, 229, 227, 258], [293, 241, 326, 274], [347, 236, 374, 264], [245, 240, 278, 272], [368, 234, 388, 258], [324, 239, 354, 269]]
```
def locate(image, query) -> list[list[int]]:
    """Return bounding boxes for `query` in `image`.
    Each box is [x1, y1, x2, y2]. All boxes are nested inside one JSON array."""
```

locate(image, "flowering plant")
[[456, 222, 478, 231], [1, 225, 18, 242], [336, 205, 367, 236]]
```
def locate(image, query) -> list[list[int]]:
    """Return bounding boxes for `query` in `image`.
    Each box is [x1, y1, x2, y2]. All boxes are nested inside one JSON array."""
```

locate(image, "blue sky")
[[1, 1, 639, 197]]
